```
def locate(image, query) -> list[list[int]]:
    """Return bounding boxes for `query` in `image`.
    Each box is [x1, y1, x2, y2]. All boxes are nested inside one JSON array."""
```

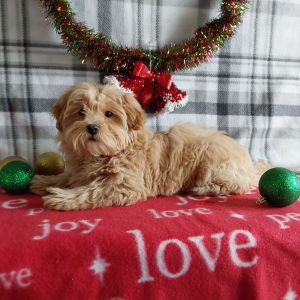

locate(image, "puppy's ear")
[[122, 93, 146, 130], [51, 88, 73, 132]]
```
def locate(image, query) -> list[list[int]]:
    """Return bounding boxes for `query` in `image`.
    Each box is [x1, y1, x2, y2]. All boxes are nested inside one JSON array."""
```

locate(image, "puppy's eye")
[[78, 109, 86, 117], [105, 111, 113, 118]]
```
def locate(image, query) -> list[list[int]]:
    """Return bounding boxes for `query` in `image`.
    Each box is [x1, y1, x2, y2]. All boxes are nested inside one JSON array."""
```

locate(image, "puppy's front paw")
[[43, 188, 71, 211], [30, 175, 50, 195], [43, 187, 78, 211]]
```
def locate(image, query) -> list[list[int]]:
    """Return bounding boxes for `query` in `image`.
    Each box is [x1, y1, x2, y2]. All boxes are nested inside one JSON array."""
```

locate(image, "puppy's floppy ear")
[[122, 93, 146, 130], [51, 88, 73, 132]]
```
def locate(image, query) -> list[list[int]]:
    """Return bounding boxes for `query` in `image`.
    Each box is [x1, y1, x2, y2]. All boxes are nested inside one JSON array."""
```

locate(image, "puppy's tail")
[[254, 159, 273, 176]]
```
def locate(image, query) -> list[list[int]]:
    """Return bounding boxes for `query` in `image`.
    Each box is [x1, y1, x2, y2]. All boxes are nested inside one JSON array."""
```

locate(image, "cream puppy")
[[30, 83, 271, 210]]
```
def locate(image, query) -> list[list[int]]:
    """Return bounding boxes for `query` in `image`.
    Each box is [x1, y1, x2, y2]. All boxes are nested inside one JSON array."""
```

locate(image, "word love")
[[148, 207, 212, 218], [0, 268, 32, 290], [128, 229, 258, 282], [33, 219, 101, 240]]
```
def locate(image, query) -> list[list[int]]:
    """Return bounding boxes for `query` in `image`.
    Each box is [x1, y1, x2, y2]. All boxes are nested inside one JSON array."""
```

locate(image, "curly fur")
[[30, 82, 272, 210]]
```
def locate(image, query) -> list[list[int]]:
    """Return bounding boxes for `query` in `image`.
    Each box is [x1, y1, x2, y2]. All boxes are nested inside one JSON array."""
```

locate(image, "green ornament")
[[0, 161, 35, 194], [257, 168, 300, 207]]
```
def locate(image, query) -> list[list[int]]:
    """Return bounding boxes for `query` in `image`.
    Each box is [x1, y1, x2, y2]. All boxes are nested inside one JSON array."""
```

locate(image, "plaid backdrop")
[[0, 0, 300, 173]]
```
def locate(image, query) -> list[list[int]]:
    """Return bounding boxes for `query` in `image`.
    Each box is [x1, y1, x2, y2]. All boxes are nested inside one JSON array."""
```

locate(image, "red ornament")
[[104, 62, 188, 114]]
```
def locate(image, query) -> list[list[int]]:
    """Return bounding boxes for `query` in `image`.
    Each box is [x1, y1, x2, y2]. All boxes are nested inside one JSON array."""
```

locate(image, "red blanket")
[[1, 187, 300, 300]]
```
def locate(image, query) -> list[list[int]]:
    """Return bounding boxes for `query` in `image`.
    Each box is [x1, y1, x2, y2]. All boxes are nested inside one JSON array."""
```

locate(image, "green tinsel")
[[38, 0, 249, 74]]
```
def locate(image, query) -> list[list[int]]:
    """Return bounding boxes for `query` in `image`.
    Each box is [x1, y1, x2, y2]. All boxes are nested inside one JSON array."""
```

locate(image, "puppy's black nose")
[[86, 124, 99, 136]]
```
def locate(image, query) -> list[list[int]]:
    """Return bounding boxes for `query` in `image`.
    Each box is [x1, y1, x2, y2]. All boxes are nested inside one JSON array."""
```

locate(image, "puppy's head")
[[52, 82, 146, 157]]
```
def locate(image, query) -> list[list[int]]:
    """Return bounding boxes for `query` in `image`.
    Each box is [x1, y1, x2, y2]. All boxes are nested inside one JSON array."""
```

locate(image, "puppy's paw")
[[30, 175, 50, 195], [42, 187, 75, 211]]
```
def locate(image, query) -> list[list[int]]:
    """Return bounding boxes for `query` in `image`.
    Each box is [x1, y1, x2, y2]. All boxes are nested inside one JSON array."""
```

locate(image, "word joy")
[[32, 218, 101, 240]]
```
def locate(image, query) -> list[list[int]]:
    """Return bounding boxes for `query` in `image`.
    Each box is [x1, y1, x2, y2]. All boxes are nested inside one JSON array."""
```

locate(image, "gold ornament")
[[35, 152, 65, 176], [0, 156, 28, 171]]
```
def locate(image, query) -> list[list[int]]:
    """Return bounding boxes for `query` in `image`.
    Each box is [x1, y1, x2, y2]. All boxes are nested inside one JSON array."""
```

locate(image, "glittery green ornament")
[[257, 168, 300, 207], [0, 161, 35, 194]]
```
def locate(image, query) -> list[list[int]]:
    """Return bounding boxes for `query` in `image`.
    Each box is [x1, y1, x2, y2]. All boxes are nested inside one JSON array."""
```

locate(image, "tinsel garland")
[[38, 0, 249, 74]]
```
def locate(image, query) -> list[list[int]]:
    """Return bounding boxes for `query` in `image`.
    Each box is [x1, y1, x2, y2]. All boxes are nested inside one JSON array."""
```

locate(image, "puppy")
[[30, 82, 271, 210]]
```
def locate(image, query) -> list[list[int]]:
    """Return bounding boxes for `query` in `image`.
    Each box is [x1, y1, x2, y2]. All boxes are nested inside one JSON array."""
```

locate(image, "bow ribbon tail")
[[141, 92, 153, 109], [138, 77, 154, 109]]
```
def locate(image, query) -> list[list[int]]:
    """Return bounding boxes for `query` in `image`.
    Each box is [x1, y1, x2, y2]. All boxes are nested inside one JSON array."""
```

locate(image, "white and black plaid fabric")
[[1, 0, 300, 173]]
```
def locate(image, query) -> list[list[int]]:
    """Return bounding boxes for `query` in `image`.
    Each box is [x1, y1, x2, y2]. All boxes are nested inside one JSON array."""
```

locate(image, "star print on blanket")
[[0, 187, 300, 300]]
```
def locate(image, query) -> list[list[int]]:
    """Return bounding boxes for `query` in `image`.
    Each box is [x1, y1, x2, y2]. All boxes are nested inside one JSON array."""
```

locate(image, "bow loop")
[[132, 61, 150, 78]]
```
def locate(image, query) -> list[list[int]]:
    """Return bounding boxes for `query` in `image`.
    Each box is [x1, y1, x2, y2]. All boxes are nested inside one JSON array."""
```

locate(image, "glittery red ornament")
[[104, 62, 188, 114]]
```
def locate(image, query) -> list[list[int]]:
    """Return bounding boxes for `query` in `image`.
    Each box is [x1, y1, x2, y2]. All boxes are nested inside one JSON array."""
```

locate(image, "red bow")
[[132, 62, 174, 109], [104, 62, 187, 114]]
